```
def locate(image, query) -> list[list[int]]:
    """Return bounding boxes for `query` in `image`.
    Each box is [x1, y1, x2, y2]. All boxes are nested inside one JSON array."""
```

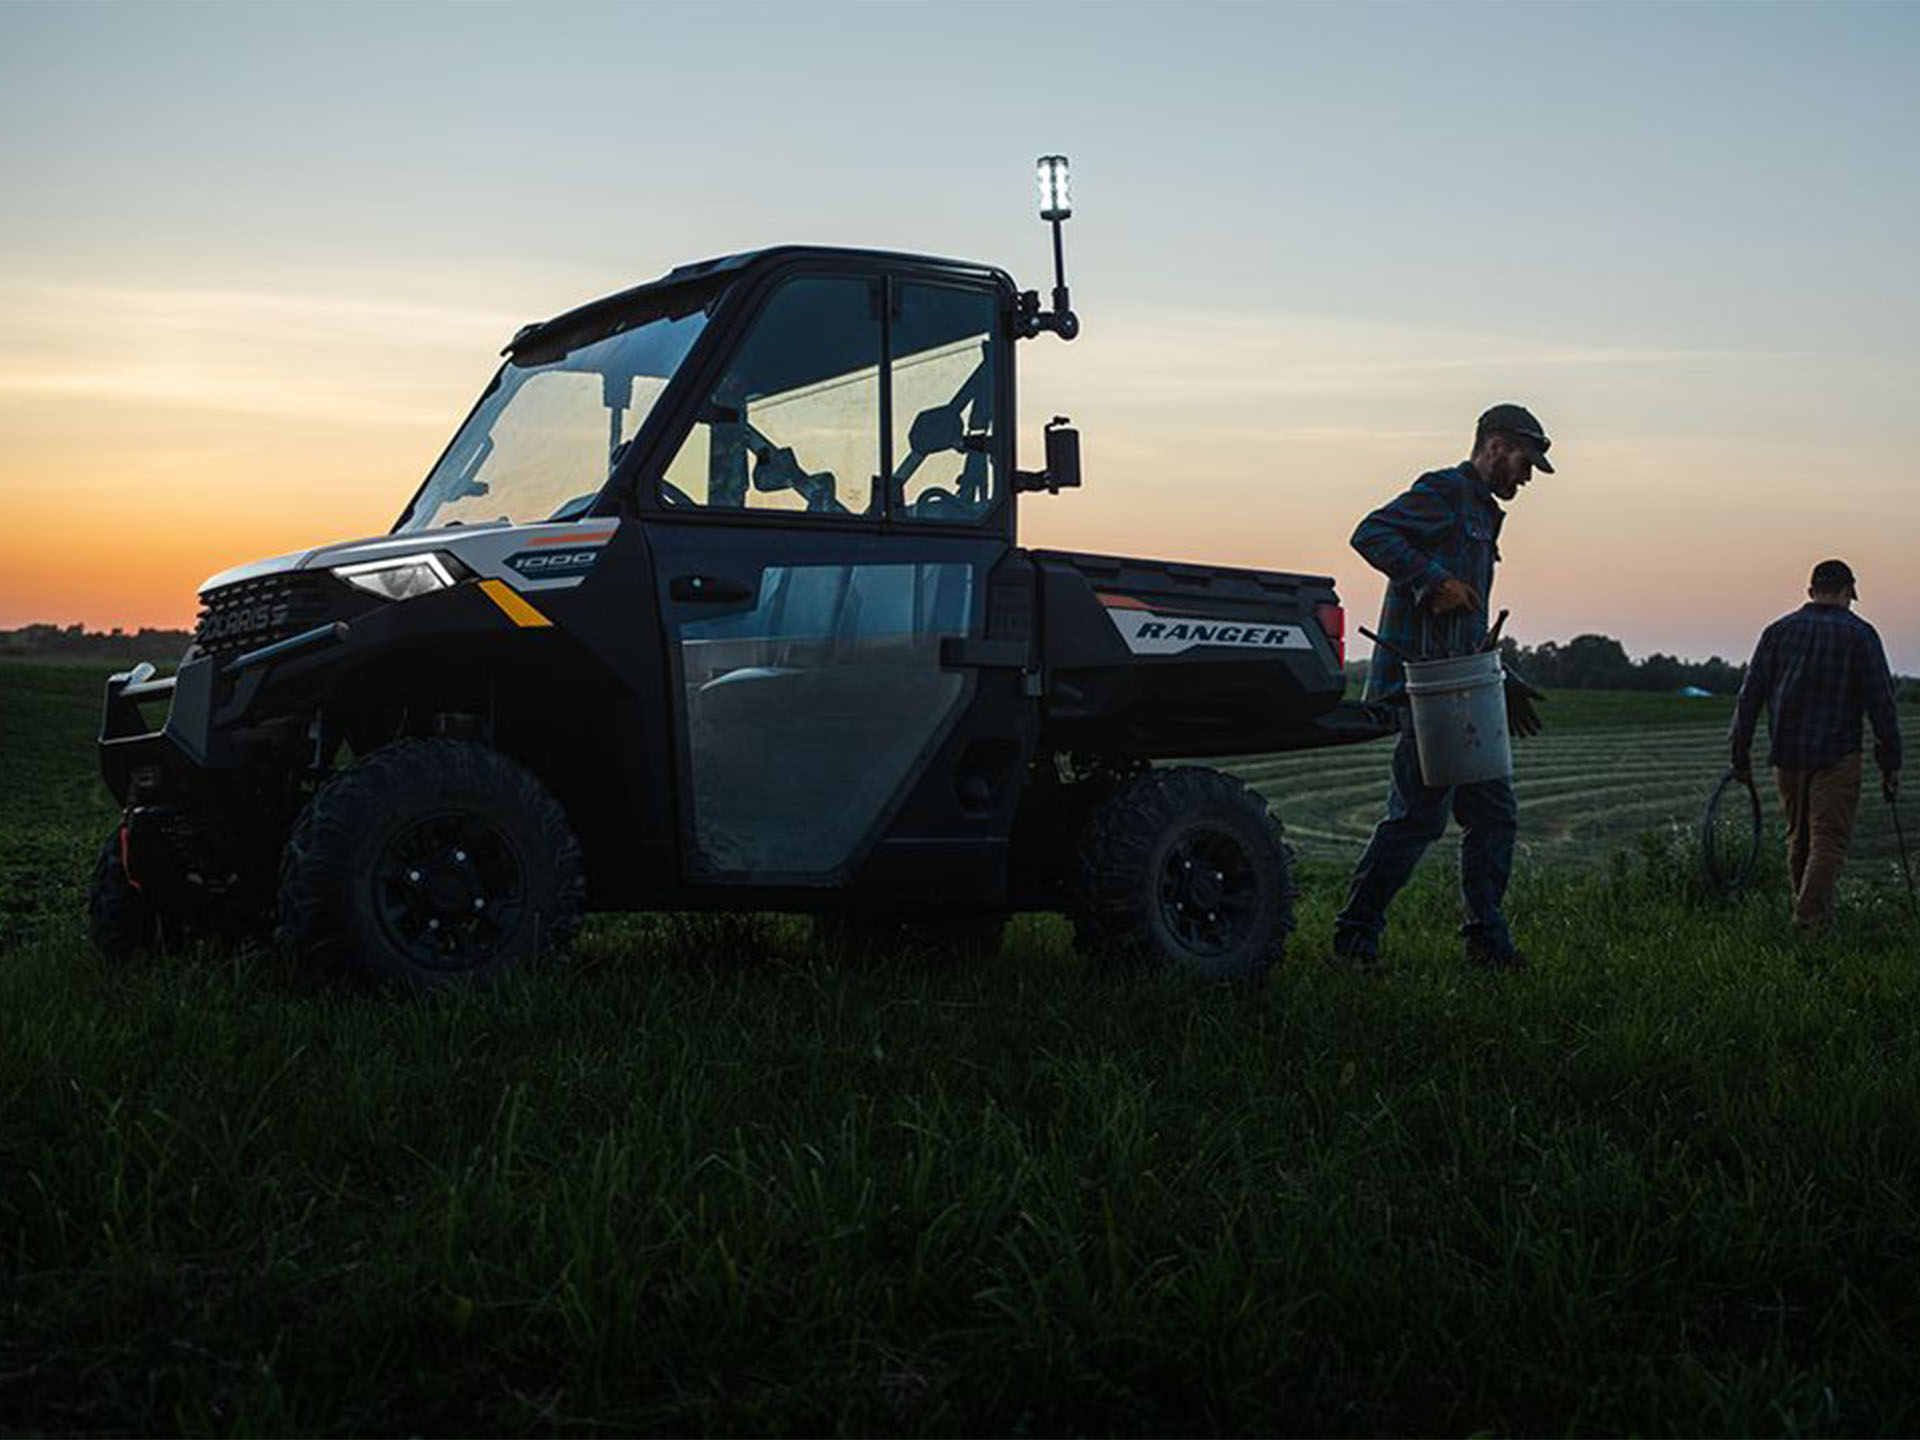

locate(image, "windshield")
[[398, 306, 710, 532]]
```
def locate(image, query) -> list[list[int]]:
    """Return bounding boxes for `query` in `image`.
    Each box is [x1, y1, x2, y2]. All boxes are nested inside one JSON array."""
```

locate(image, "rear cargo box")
[[1032, 550, 1348, 758]]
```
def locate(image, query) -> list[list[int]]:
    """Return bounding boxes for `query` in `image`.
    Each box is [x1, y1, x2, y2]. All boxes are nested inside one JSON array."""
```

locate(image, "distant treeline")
[[1349, 630, 1918, 702], [1496, 634, 1745, 694], [1, 623, 193, 665]]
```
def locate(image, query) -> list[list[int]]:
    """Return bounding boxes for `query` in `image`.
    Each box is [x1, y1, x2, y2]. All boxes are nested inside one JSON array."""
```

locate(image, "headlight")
[[333, 552, 457, 601]]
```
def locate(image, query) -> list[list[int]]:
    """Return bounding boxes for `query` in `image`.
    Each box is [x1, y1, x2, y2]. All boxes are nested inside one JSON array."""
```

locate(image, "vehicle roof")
[[506, 244, 1015, 360]]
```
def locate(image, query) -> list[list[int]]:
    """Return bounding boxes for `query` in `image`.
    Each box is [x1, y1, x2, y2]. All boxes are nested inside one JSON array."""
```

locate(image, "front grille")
[[192, 572, 333, 659]]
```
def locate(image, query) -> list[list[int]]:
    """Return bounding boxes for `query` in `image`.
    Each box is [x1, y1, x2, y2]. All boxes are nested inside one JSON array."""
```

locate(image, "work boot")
[[1330, 928, 1382, 970]]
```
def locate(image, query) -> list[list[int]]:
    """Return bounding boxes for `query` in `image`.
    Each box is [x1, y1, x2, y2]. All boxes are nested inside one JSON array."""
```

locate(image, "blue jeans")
[[1335, 728, 1518, 955]]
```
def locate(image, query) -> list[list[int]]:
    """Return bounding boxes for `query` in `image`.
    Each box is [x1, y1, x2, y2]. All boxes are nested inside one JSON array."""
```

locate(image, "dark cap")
[[1476, 403, 1555, 474], [1810, 558, 1857, 592]]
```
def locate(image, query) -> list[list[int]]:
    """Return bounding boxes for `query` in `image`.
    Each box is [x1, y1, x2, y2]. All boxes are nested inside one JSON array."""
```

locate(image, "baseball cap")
[[1810, 558, 1856, 592], [1476, 403, 1555, 474]]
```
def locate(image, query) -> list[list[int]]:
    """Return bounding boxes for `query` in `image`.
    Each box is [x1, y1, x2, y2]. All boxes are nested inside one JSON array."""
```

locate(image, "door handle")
[[670, 574, 755, 604]]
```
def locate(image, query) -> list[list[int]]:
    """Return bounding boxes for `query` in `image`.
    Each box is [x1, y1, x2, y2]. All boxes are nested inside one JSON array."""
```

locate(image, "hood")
[[198, 518, 618, 595]]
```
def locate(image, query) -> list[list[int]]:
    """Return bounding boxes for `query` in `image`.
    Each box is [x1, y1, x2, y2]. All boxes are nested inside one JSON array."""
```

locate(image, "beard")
[[1492, 455, 1530, 498]]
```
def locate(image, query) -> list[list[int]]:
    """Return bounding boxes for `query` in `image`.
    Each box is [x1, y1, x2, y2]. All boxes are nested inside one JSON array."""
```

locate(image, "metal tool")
[[1891, 792, 1919, 921], [1371, 605, 1498, 666], [1358, 625, 1418, 666]]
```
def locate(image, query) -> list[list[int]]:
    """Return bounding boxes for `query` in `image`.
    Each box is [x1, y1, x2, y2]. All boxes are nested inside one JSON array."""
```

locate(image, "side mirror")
[[1015, 416, 1081, 494]]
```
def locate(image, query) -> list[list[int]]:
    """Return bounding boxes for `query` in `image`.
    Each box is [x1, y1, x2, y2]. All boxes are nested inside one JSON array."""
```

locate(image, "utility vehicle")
[[94, 157, 1389, 987]]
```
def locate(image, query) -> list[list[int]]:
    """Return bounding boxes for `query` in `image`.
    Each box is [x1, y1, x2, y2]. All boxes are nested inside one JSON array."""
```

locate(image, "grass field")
[[1233, 687, 1913, 876], [4, 656, 1919, 1434]]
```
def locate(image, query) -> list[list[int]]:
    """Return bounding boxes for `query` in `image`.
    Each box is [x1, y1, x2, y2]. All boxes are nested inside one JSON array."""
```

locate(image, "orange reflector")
[[478, 579, 552, 629]]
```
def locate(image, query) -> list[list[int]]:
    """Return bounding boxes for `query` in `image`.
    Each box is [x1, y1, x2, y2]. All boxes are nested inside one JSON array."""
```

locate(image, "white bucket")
[[1404, 649, 1511, 787]]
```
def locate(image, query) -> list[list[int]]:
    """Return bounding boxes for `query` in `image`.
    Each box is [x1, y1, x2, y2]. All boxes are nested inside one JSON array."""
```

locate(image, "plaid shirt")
[[1352, 461, 1504, 703], [1732, 603, 1903, 774]]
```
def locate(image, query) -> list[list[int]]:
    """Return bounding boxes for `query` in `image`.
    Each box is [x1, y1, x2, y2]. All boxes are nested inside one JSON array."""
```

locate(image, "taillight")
[[1314, 602, 1345, 668]]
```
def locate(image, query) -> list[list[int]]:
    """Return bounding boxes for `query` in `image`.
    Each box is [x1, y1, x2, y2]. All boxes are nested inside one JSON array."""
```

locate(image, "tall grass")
[[5, 658, 1919, 1433], [5, 853, 1920, 1434]]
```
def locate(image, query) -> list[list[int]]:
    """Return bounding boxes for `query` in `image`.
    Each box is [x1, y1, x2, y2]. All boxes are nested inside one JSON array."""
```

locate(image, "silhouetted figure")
[[1731, 558, 1903, 931]]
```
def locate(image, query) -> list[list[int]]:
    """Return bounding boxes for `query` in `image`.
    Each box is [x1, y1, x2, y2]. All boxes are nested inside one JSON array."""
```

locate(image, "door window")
[[890, 284, 998, 523], [677, 562, 974, 879], [661, 277, 881, 517]]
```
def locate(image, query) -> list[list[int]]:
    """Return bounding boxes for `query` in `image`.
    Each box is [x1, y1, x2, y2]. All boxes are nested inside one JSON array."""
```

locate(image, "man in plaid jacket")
[[1332, 404, 1552, 971], [1731, 559, 1903, 931]]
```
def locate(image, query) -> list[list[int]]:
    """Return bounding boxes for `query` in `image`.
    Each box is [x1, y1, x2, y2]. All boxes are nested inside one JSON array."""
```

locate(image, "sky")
[[0, 0, 1915, 670]]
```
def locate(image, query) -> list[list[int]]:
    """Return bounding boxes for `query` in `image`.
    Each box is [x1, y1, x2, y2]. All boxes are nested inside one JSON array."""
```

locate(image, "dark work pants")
[[1335, 727, 1519, 955]]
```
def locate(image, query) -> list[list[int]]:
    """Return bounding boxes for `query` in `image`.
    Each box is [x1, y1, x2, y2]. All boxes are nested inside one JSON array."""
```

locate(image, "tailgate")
[[1029, 549, 1351, 758]]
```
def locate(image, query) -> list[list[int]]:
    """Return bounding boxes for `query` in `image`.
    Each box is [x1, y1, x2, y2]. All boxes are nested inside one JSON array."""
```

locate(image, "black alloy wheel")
[[1069, 765, 1294, 982], [1157, 825, 1261, 959], [373, 813, 528, 973], [279, 739, 584, 991]]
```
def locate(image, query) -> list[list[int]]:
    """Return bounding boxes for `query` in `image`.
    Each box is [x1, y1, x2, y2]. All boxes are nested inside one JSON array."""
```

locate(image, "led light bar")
[[1036, 155, 1071, 221]]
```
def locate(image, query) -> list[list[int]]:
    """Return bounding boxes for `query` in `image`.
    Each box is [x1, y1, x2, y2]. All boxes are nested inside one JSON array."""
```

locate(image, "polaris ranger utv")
[[93, 158, 1389, 987]]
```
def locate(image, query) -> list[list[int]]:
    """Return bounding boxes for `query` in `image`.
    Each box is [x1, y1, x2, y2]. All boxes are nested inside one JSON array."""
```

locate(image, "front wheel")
[[1068, 766, 1294, 982], [88, 832, 162, 962], [277, 739, 585, 991], [88, 828, 271, 962]]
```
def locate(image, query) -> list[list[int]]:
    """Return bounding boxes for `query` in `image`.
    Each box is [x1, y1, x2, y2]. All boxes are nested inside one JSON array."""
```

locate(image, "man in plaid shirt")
[[1731, 559, 1903, 931], [1332, 404, 1551, 971]]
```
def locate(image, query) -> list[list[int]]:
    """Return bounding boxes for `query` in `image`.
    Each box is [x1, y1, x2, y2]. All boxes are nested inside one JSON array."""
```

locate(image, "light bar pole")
[[1022, 155, 1079, 340]]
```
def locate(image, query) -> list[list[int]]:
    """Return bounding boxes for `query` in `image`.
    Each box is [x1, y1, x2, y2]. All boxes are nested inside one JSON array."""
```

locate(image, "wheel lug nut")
[[408, 870, 421, 883], [428, 918, 440, 930], [472, 898, 485, 911], [454, 850, 467, 863]]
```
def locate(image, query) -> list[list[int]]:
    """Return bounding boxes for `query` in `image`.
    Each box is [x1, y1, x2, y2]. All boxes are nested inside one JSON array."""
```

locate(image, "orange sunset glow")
[[1, 3, 1914, 670]]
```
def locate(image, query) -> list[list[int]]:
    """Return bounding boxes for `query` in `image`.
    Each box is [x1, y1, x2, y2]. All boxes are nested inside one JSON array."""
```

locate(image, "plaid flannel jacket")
[[1731, 603, 1904, 775], [1352, 462, 1504, 703]]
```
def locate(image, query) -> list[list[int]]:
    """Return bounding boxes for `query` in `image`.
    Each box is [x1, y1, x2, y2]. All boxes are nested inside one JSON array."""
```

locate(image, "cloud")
[[0, 278, 518, 426], [1028, 301, 1815, 405]]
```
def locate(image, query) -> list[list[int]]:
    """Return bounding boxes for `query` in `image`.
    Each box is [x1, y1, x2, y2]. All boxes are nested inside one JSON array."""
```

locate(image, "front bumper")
[[100, 622, 348, 801]]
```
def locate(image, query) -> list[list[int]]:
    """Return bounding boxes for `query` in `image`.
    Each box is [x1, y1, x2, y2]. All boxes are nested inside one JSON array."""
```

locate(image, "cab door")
[[641, 271, 1012, 888]]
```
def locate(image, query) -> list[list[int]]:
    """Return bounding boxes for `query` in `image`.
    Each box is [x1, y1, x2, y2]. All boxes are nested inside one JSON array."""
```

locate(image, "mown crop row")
[[1228, 719, 1912, 879]]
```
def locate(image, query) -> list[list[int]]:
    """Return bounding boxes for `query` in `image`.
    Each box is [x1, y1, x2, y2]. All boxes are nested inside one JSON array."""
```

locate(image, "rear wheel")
[[278, 739, 584, 991], [1068, 766, 1294, 982]]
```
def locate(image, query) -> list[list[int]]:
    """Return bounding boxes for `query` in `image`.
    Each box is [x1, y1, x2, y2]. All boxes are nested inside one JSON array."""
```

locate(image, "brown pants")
[[1773, 750, 1863, 930]]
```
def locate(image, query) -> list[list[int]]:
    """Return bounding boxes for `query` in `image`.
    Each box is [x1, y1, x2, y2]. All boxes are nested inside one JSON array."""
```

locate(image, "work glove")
[[1425, 577, 1484, 617], [1503, 666, 1546, 739]]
